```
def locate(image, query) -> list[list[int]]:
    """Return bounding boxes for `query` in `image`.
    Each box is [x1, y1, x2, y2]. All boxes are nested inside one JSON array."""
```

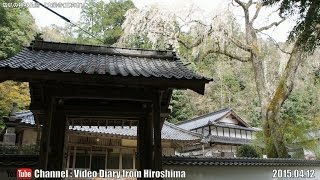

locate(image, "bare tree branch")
[[234, 0, 247, 11], [177, 37, 205, 49], [227, 36, 252, 52], [247, 0, 253, 7], [177, 24, 214, 49], [234, 0, 251, 38], [250, 2, 262, 24], [188, 20, 211, 27], [202, 48, 251, 62], [259, 31, 291, 54], [255, 18, 285, 32]]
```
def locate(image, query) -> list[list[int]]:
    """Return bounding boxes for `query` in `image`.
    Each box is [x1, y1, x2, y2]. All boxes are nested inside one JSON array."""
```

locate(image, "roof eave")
[[0, 68, 210, 94]]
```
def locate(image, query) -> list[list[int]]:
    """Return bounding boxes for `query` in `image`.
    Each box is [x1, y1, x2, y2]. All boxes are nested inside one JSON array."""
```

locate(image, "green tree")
[[0, 0, 34, 126], [167, 90, 196, 124], [0, 81, 30, 126], [0, 0, 35, 60], [77, 0, 135, 45], [237, 144, 261, 158], [263, 0, 320, 52], [39, 24, 76, 43], [257, 0, 320, 158]]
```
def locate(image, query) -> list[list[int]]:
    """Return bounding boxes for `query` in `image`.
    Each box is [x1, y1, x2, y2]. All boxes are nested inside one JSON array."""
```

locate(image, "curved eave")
[[0, 68, 210, 94]]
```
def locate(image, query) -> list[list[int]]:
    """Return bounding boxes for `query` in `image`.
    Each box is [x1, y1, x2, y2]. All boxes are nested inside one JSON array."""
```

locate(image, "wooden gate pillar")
[[153, 92, 162, 171], [137, 104, 153, 179], [39, 96, 55, 171], [39, 97, 66, 175], [48, 101, 66, 171]]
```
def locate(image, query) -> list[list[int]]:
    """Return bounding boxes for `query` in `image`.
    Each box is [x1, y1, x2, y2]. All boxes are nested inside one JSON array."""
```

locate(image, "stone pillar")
[[3, 127, 16, 145]]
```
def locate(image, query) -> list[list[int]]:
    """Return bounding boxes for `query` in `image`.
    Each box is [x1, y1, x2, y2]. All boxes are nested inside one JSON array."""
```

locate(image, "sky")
[[24, 0, 296, 42]]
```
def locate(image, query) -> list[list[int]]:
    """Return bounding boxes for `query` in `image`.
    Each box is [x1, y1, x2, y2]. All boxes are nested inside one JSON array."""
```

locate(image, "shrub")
[[237, 144, 260, 158]]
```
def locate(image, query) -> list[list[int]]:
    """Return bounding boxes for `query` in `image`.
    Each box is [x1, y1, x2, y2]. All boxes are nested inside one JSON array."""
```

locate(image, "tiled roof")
[[177, 108, 231, 130], [162, 156, 320, 166], [208, 135, 252, 145], [3, 110, 35, 126], [1, 155, 319, 167], [0, 41, 210, 81], [162, 121, 202, 141], [177, 108, 253, 131], [12, 110, 35, 125], [70, 121, 202, 141], [4, 111, 201, 142]]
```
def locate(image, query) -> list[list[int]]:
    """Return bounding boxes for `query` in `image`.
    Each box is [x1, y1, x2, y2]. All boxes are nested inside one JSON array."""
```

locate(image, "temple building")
[[1, 110, 202, 171], [177, 108, 260, 157], [0, 40, 210, 176]]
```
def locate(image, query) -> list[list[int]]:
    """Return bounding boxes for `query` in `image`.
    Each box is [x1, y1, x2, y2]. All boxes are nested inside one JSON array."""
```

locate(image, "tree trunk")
[[264, 42, 304, 157], [231, 0, 308, 158]]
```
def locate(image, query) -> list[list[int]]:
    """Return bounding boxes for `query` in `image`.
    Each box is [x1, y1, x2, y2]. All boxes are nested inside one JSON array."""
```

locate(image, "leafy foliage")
[[38, 24, 75, 43], [237, 144, 260, 158], [0, 0, 35, 60], [121, 34, 153, 49], [0, 81, 30, 126], [263, 0, 320, 51], [167, 90, 196, 124], [77, 0, 135, 45], [280, 83, 320, 154]]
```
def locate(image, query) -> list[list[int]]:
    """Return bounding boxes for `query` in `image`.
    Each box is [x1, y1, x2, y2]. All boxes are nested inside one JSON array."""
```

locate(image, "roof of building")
[[70, 121, 202, 142], [1, 155, 319, 167], [3, 110, 35, 126], [177, 108, 252, 131], [0, 41, 211, 94], [213, 123, 260, 131], [4, 110, 202, 142], [207, 135, 252, 145], [162, 156, 320, 166]]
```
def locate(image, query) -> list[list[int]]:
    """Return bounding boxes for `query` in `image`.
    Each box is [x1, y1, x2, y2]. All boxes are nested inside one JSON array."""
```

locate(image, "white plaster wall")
[[218, 115, 238, 124], [236, 129, 241, 138], [217, 127, 223, 136], [164, 165, 320, 180], [229, 129, 236, 137], [240, 130, 246, 139]]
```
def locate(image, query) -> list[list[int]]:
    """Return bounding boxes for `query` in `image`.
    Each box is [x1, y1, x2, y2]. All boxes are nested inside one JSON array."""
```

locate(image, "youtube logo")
[[16, 168, 32, 180]]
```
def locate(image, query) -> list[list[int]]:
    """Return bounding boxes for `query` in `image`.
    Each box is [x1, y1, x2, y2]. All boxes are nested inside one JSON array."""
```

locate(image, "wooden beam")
[[39, 97, 55, 170], [153, 91, 162, 171], [54, 85, 154, 102], [137, 117, 145, 177], [66, 112, 146, 120], [67, 117, 139, 127]]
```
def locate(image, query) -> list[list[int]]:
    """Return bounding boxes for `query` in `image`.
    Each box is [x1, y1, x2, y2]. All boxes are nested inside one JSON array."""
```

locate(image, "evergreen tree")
[[0, 0, 35, 60], [77, 0, 135, 45]]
